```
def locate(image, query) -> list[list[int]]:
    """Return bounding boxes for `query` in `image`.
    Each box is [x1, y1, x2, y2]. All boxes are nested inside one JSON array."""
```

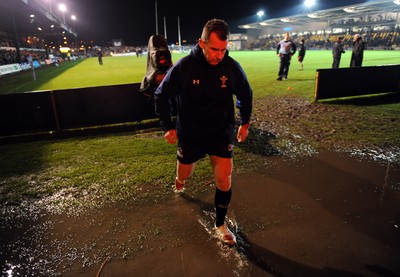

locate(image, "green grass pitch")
[[1, 50, 399, 102]]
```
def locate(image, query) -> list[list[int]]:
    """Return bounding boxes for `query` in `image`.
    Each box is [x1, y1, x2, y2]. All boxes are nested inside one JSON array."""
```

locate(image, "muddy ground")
[[1, 95, 399, 276]]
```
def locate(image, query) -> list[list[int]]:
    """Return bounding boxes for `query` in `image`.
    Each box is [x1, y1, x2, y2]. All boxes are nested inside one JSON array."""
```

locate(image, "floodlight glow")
[[281, 18, 292, 22], [307, 12, 327, 18], [257, 11, 264, 17], [58, 3, 66, 12], [343, 7, 356, 13], [394, 0, 400, 5], [304, 0, 315, 8], [71, 15, 76, 20]]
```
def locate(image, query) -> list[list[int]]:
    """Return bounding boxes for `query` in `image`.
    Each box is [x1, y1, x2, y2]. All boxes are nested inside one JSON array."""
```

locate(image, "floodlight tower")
[[71, 15, 78, 47], [46, 0, 53, 13], [58, 3, 66, 24], [155, 0, 159, 34]]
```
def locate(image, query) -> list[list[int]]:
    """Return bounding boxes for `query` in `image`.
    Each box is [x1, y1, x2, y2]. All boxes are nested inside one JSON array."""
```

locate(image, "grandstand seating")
[[248, 31, 400, 51]]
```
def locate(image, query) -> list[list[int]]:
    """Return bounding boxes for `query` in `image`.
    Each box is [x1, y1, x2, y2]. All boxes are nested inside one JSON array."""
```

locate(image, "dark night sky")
[[63, 0, 367, 46]]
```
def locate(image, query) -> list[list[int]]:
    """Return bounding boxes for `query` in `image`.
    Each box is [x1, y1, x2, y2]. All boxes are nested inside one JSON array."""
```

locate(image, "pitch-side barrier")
[[314, 64, 400, 102], [0, 83, 158, 138]]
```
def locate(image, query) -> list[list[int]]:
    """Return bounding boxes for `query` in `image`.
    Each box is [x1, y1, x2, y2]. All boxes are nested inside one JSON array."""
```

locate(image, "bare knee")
[[215, 175, 231, 191]]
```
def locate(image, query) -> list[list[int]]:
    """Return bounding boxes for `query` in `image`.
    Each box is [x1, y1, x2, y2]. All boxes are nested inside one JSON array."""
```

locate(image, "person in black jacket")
[[297, 39, 306, 70], [154, 18, 253, 246], [276, 32, 296, 80], [97, 49, 103, 65], [350, 34, 365, 67], [332, 36, 345, 68]]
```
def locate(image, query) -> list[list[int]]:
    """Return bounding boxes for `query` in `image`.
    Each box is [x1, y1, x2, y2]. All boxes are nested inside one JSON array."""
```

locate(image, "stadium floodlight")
[[394, 0, 400, 5], [257, 10, 264, 22], [303, 0, 315, 14], [304, 0, 315, 8], [58, 4, 67, 24]]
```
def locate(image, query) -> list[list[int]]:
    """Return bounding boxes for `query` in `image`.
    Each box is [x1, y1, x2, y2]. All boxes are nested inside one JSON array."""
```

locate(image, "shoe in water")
[[214, 224, 236, 245], [174, 178, 185, 193]]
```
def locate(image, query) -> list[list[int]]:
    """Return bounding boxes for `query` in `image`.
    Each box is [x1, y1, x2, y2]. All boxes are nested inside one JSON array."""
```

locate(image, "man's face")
[[199, 32, 228, 66], [284, 33, 289, 41]]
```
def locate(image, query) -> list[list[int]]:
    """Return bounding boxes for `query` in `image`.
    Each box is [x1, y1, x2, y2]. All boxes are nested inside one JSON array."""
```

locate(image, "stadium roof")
[[239, 0, 400, 31], [0, 0, 76, 38]]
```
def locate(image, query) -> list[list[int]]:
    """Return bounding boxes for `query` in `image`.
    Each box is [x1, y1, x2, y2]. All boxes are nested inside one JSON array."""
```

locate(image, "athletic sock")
[[214, 188, 232, 227]]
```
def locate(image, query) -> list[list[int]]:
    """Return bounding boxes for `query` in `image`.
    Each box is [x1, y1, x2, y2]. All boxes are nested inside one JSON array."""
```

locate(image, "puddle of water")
[[0, 151, 399, 276]]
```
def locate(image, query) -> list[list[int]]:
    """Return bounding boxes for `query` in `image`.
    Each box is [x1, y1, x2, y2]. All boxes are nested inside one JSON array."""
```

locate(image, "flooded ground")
[[1, 150, 399, 276]]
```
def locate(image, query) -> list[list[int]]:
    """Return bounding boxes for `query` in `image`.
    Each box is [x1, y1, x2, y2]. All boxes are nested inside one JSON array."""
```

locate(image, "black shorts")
[[177, 139, 234, 164]]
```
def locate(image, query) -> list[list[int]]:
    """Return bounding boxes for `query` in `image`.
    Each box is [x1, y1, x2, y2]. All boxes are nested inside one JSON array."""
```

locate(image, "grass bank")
[[0, 50, 399, 207]]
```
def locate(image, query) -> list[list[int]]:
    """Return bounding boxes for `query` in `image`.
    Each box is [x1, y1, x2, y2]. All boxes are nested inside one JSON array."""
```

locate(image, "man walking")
[[154, 18, 253, 245], [276, 32, 296, 80]]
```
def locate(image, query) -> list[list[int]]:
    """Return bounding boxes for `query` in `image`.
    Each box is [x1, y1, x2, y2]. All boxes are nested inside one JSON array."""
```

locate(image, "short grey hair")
[[201, 19, 230, 42]]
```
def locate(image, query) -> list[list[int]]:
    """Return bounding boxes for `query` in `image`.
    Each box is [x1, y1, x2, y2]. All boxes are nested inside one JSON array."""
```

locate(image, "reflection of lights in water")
[[198, 210, 249, 276], [5, 262, 15, 276]]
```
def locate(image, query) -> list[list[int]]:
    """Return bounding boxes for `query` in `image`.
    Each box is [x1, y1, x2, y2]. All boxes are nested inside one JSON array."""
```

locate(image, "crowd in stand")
[[249, 30, 400, 51], [1, 29, 399, 66], [0, 48, 48, 65]]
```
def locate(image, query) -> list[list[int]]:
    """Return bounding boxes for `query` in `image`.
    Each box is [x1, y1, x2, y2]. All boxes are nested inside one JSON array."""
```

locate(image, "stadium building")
[[238, 0, 400, 50], [1, 0, 400, 64]]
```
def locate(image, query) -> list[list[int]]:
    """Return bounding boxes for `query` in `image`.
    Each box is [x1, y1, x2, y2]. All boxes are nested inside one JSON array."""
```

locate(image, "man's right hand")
[[164, 129, 178, 144]]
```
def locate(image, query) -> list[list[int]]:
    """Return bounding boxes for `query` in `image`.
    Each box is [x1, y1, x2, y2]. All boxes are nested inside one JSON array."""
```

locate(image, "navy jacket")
[[154, 43, 252, 144]]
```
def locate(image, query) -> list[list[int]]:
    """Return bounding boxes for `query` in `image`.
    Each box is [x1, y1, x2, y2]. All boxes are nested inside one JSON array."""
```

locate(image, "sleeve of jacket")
[[233, 61, 253, 125], [154, 66, 177, 132], [291, 42, 297, 55], [276, 41, 281, 54]]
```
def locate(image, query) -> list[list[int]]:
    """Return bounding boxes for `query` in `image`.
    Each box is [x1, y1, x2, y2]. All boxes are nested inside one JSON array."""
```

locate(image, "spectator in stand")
[[332, 36, 345, 68], [297, 39, 306, 70], [350, 34, 365, 67], [276, 32, 296, 80]]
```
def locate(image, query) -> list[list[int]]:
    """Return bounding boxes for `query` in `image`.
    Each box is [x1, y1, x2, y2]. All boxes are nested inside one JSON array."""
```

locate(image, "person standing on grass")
[[350, 34, 365, 67], [297, 39, 306, 70], [276, 32, 296, 81], [154, 18, 253, 246], [332, 36, 345, 68], [97, 49, 103, 65]]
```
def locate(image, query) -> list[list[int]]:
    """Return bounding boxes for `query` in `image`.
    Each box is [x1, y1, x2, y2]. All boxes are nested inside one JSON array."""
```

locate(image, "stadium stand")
[[240, 0, 400, 50]]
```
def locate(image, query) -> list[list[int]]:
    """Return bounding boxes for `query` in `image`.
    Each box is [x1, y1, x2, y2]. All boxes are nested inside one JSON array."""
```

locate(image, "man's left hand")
[[237, 124, 249, 143]]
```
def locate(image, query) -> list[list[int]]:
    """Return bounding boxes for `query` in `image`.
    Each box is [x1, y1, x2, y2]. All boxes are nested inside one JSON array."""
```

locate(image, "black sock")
[[214, 188, 232, 227]]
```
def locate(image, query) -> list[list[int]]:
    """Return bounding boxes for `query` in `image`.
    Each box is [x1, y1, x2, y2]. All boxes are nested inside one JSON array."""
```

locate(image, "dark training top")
[[154, 43, 253, 144]]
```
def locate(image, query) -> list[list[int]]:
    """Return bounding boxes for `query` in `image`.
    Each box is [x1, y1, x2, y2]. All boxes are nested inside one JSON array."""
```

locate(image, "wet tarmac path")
[[1, 150, 399, 276]]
